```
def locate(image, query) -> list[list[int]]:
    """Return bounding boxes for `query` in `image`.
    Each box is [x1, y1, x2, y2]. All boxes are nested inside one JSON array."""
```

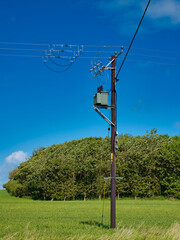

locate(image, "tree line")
[[3, 129, 180, 200]]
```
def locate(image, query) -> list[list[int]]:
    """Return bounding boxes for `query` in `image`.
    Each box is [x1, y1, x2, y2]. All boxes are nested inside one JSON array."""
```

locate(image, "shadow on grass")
[[80, 220, 110, 229]]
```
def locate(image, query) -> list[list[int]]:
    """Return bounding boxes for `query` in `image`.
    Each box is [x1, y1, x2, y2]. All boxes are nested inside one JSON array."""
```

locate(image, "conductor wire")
[[116, 0, 151, 79], [43, 60, 73, 72]]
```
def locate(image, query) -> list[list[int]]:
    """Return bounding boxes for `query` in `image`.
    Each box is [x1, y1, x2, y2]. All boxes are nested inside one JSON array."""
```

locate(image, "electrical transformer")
[[93, 92, 109, 107]]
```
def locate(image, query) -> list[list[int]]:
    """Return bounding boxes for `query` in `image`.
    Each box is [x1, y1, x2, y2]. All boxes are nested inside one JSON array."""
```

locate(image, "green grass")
[[0, 190, 180, 240]]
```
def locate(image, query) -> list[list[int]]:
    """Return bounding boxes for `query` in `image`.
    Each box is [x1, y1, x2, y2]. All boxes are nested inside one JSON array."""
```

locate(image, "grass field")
[[0, 190, 180, 240]]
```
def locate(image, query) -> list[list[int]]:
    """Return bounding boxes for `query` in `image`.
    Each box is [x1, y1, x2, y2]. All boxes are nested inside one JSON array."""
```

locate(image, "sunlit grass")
[[0, 190, 180, 239]]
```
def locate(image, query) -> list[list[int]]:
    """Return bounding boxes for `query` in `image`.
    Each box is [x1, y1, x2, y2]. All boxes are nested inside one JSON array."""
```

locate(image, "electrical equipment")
[[93, 92, 109, 107]]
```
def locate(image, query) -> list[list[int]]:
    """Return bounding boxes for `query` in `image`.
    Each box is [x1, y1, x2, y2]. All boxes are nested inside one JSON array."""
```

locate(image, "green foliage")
[[8, 168, 18, 180], [4, 130, 180, 200], [3, 180, 25, 197]]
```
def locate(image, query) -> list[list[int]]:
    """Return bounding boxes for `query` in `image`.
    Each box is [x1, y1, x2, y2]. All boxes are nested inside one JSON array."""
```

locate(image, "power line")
[[1, 42, 180, 56], [1, 49, 180, 61], [0, 53, 42, 58], [1, 47, 180, 61], [0, 53, 110, 59], [1, 46, 180, 69], [116, 0, 151, 79], [0, 47, 119, 54], [1, 53, 180, 66], [52, 49, 117, 54], [55, 44, 124, 48], [43, 60, 73, 72], [0, 42, 49, 46], [0, 42, 121, 48], [0, 47, 46, 52], [1, 46, 180, 59], [48, 56, 74, 67]]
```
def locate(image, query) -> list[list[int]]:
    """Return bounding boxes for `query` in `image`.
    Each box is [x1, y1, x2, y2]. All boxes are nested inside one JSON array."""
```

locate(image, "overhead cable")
[[0, 42, 49, 46], [116, 0, 151, 79], [48, 55, 74, 67], [1, 42, 180, 56], [0, 53, 42, 58], [43, 60, 73, 72], [1, 53, 180, 67], [0, 47, 46, 51], [1, 49, 180, 61]]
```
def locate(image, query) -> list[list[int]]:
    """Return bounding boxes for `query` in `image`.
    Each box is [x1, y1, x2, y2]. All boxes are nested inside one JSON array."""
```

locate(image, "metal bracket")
[[93, 106, 115, 127], [94, 105, 115, 109], [90, 54, 118, 78]]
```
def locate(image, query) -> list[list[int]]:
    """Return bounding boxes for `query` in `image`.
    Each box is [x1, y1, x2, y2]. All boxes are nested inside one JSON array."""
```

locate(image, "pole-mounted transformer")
[[93, 90, 109, 108]]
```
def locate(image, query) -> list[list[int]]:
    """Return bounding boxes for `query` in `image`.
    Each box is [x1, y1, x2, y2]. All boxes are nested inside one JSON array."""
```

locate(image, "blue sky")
[[0, 0, 180, 188]]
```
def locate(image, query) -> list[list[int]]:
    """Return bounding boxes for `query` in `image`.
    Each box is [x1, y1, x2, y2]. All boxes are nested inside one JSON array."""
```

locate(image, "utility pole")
[[111, 55, 116, 229], [92, 53, 122, 228]]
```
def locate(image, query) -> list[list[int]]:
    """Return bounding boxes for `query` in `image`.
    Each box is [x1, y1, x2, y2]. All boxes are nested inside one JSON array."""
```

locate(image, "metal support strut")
[[93, 106, 115, 127]]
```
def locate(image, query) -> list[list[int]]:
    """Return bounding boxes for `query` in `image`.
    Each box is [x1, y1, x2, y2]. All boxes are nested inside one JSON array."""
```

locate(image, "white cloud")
[[0, 151, 28, 188], [96, 0, 180, 33], [5, 151, 28, 164], [148, 0, 180, 24]]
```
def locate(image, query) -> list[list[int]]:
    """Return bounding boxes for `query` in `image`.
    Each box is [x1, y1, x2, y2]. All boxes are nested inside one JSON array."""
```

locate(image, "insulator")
[[115, 145, 118, 150]]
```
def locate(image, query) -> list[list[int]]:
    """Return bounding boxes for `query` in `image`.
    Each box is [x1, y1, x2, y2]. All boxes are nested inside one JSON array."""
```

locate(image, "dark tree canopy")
[[3, 130, 180, 200]]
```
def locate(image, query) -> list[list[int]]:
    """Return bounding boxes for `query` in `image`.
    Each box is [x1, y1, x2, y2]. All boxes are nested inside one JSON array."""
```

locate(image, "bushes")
[[3, 131, 180, 200], [3, 180, 25, 197]]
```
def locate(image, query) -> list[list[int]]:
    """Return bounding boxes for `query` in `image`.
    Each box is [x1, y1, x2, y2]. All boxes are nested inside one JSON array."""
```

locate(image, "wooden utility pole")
[[111, 55, 116, 229]]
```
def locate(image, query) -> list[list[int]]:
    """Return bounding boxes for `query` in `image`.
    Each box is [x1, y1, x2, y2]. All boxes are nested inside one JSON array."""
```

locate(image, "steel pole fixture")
[[110, 55, 116, 229]]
